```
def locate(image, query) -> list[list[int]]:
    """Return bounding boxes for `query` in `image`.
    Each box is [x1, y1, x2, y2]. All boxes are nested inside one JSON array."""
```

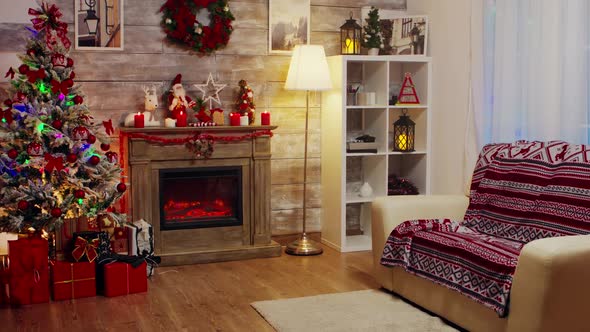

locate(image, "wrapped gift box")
[[100, 261, 148, 297], [8, 237, 50, 305], [110, 227, 128, 254], [68, 231, 110, 263], [50, 261, 96, 301]]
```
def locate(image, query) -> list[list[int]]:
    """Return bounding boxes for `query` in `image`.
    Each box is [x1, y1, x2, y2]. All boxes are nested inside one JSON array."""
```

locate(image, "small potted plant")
[[362, 7, 383, 55]]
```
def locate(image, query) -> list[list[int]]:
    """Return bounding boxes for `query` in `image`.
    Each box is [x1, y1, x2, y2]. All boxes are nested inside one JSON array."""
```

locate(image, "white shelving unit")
[[321, 55, 432, 252]]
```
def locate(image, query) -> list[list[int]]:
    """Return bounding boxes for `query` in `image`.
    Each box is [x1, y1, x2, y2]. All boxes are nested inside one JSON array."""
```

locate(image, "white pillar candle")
[[164, 118, 177, 128], [240, 115, 249, 126]]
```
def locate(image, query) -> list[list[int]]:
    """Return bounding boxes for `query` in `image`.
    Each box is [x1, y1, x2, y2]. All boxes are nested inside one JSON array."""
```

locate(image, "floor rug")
[[251, 289, 459, 332]]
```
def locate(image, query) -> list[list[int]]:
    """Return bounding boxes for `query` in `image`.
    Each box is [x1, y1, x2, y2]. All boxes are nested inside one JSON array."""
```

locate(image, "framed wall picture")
[[380, 15, 428, 55], [74, 0, 124, 50], [268, 0, 310, 54]]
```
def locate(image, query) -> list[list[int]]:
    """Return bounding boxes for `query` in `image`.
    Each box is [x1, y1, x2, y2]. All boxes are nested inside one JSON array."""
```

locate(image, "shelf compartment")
[[346, 155, 388, 199], [347, 108, 388, 154], [389, 61, 429, 106], [346, 61, 388, 106], [388, 154, 428, 195], [388, 108, 428, 152]]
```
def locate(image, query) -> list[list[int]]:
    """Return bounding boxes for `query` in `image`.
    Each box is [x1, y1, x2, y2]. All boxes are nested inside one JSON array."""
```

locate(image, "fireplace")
[[159, 167, 242, 230], [120, 126, 281, 266]]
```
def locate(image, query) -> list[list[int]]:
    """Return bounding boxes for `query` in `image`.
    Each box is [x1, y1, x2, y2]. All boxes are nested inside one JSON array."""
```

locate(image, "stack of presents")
[[0, 218, 159, 305]]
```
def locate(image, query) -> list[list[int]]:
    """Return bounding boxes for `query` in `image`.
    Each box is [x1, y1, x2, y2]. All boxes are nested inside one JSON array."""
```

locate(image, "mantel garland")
[[160, 0, 235, 55], [121, 130, 273, 158]]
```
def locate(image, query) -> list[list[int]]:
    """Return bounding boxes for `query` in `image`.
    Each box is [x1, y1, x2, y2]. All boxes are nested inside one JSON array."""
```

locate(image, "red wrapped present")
[[50, 261, 96, 301], [110, 227, 128, 254], [8, 237, 50, 305], [0, 255, 9, 305], [102, 261, 147, 297]]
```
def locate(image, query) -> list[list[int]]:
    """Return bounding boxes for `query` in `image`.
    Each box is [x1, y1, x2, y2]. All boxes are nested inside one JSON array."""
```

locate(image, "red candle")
[[134, 112, 144, 128], [230, 112, 241, 126], [176, 110, 188, 127], [261, 111, 270, 125]]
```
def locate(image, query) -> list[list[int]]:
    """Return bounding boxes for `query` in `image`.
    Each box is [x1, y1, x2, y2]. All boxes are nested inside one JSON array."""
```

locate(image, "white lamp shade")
[[285, 45, 332, 91]]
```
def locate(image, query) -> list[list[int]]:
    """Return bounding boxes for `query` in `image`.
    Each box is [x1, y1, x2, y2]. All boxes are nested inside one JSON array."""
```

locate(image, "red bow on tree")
[[29, 3, 71, 50], [44, 153, 64, 173], [103, 119, 114, 136], [50, 79, 73, 95], [4, 67, 15, 79], [26, 68, 46, 83], [71, 237, 100, 263]]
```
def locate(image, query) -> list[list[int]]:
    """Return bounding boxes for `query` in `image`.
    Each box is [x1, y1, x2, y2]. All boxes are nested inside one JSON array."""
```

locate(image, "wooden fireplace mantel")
[[119, 125, 281, 266]]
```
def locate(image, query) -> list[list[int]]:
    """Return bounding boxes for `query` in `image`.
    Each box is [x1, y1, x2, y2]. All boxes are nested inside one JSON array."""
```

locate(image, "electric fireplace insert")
[[159, 167, 242, 230]]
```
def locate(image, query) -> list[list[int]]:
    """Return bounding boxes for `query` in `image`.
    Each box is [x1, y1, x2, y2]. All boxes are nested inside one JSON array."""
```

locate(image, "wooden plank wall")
[[0, 0, 406, 236]]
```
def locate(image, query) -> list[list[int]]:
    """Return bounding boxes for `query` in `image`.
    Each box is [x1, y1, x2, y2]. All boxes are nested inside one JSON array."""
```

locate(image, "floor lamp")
[[284, 45, 332, 255]]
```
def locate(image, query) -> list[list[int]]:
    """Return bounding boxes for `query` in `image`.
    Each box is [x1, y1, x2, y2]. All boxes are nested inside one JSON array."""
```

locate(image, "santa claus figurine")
[[168, 74, 196, 119]]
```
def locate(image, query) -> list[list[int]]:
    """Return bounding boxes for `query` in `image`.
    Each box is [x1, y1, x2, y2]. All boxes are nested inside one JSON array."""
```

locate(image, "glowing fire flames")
[[163, 198, 233, 221]]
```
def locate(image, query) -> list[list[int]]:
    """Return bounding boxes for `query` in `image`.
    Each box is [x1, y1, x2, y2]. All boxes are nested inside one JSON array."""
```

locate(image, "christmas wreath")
[[160, 0, 234, 54]]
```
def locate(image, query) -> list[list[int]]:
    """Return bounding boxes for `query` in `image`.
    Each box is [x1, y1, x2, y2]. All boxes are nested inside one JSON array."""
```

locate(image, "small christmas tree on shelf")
[[0, 2, 126, 233], [362, 7, 383, 54], [235, 80, 255, 124]]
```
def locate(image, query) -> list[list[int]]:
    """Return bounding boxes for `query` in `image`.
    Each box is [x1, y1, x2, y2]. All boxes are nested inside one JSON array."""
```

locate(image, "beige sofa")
[[371, 195, 590, 332]]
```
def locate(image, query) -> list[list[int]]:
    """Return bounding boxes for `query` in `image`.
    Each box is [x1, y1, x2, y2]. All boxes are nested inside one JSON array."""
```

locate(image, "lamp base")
[[285, 233, 323, 256]]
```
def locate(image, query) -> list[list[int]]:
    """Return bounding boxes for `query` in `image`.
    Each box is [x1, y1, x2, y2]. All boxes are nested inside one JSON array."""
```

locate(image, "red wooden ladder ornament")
[[397, 73, 420, 104]]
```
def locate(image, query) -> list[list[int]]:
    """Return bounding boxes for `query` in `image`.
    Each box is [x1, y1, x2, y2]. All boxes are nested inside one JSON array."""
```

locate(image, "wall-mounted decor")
[[74, 0, 124, 50], [380, 15, 428, 55], [268, 0, 310, 54], [159, 0, 235, 55]]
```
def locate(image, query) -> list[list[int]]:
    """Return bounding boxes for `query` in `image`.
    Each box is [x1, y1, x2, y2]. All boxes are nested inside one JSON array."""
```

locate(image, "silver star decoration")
[[193, 73, 227, 110]]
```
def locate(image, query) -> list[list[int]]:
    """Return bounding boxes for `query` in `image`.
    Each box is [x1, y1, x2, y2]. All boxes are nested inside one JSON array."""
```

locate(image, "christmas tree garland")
[[160, 0, 234, 54]]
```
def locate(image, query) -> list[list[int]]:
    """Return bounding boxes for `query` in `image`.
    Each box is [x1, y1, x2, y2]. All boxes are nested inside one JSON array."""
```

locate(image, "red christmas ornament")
[[66, 153, 77, 163], [63, 79, 74, 88], [86, 135, 96, 144], [116, 183, 127, 193], [18, 64, 29, 74], [16, 92, 26, 101], [105, 151, 118, 163], [51, 207, 62, 218], [7, 148, 18, 159], [18, 200, 29, 210], [3, 99, 12, 107], [73, 95, 83, 105], [26, 142, 44, 157], [51, 119, 63, 130], [70, 71, 76, 79], [71, 126, 89, 140], [26, 49, 36, 57], [100, 143, 110, 151], [89, 155, 100, 165], [66, 58, 74, 67], [74, 189, 85, 199]]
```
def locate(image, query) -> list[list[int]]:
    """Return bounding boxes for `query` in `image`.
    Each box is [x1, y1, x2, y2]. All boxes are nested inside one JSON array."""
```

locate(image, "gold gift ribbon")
[[53, 263, 95, 298]]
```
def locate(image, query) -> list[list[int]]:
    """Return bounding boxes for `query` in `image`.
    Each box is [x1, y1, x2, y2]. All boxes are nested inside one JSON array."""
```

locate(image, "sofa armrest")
[[508, 235, 590, 332], [371, 195, 469, 290]]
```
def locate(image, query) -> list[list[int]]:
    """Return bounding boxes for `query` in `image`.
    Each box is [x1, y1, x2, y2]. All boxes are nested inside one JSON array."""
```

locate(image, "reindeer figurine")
[[123, 85, 162, 127]]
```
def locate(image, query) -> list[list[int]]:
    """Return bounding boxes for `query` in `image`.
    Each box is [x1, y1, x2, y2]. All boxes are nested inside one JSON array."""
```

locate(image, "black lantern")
[[84, 0, 100, 35], [340, 12, 362, 55], [393, 109, 415, 152]]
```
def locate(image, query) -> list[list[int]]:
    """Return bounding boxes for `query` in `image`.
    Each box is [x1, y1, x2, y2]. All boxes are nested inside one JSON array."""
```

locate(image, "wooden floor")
[[2, 247, 379, 332]]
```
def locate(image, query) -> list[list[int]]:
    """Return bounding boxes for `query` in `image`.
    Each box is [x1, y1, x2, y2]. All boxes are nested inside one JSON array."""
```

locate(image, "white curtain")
[[470, 0, 590, 148]]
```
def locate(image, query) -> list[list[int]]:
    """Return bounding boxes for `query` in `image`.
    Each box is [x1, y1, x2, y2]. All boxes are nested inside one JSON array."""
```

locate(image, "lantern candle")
[[240, 115, 249, 126], [230, 112, 241, 126], [393, 109, 415, 152], [176, 110, 187, 127], [397, 134, 407, 150], [261, 111, 271, 125], [134, 112, 144, 128]]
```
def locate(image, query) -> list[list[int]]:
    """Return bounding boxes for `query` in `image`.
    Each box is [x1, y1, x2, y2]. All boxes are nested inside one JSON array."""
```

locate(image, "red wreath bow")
[[29, 3, 71, 50], [103, 119, 114, 136], [51, 79, 73, 95], [71, 237, 100, 263], [44, 153, 64, 172], [26, 68, 46, 83], [4, 67, 15, 79]]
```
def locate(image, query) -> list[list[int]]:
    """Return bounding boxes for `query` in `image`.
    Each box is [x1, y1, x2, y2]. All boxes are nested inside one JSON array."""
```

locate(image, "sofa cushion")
[[381, 219, 524, 316]]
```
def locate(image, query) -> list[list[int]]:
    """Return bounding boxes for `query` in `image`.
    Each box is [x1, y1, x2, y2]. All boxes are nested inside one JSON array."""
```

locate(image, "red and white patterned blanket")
[[381, 141, 590, 317]]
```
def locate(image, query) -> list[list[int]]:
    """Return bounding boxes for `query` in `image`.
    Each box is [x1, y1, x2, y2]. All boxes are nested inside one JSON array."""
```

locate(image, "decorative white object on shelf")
[[193, 73, 227, 110], [359, 182, 373, 197], [357, 92, 376, 105], [240, 115, 249, 126], [368, 48, 379, 56], [142, 85, 161, 127], [164, 118, 176, 128]]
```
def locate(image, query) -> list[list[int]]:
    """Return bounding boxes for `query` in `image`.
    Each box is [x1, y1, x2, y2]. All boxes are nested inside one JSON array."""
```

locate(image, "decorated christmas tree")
[[0, 2, 126, 233], [362, 7, 383, 50]]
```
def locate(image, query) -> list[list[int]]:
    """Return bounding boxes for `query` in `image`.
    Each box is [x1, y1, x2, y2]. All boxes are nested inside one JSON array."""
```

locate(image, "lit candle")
[[176, 110, 187, 127], [397, 134, 407, 150], [261, 111, 270, 126], [164, 118, 176, 128], [230, 112, 241, 126], [344, 37, 354, 54], [240, 115, 249, 126], [134, 112, 144, 128]]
